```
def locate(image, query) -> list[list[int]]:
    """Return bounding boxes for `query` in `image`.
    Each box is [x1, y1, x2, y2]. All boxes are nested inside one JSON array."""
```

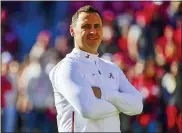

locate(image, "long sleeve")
[[104, 66, 143, 116], [49, 60, 119, 120]]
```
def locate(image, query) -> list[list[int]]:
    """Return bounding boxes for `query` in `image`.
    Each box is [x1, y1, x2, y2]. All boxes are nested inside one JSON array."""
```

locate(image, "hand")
[[92, 87, 102, 99]]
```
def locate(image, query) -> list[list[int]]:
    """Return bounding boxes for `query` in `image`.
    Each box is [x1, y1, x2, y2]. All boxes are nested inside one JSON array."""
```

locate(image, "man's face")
[[71, 12, 103, 53]]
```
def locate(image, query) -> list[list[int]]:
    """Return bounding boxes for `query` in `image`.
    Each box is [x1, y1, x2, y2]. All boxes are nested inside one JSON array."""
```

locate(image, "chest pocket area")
[[84, 72, 100, 88]]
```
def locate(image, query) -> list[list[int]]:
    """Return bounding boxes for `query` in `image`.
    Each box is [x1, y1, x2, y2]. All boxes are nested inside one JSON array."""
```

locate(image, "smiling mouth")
[[88, 37, 98, 40]]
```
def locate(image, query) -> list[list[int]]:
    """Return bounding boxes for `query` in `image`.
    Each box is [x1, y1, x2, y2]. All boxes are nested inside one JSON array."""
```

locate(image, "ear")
[[70, 25, 75, 37]]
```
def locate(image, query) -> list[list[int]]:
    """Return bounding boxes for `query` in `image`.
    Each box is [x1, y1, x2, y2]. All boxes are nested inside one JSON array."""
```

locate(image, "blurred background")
[[1, 1, 182, 133]]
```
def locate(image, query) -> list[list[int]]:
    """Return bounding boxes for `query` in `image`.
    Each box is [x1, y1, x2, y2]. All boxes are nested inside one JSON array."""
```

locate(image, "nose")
[[89, 28, 97, 35]]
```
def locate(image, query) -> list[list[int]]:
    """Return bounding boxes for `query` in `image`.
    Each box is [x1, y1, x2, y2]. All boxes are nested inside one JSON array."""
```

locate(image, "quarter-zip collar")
[[71, 48, 99, 64]]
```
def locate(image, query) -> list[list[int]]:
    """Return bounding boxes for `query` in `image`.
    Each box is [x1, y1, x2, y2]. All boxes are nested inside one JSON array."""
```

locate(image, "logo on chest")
[[108, 73, 114, 79]]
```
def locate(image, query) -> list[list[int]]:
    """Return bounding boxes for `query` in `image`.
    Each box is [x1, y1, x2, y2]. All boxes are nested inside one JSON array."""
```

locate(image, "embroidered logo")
[[109, 73, 114, 79], [85, 54, 90, 58]]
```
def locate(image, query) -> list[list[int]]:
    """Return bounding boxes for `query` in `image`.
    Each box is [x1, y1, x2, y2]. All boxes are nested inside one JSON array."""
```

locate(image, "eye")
[[94, 24, 101, 29], [81, 24, 90, 29]]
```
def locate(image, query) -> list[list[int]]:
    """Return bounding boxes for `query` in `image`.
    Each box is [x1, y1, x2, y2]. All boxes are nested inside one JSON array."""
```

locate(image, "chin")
[[88, 42, 99, 46], [87, 44, 98, 50]]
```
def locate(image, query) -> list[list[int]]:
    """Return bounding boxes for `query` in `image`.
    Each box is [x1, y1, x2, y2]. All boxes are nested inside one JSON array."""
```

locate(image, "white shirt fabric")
[[49, 48, 143, 132]]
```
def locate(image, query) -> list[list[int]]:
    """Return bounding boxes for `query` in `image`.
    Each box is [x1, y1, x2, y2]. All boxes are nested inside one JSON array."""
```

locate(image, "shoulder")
[[99, 58, 125, 75], [52, 55, 80, 72], [49, 56, 80, 81], [99, 58, 119, 70]]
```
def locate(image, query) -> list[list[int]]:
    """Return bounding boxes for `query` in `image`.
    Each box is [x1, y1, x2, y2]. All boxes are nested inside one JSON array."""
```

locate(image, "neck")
[[75, 44, 98, 55]]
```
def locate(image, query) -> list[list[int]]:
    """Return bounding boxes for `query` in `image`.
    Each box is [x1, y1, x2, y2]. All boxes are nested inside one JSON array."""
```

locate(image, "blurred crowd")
[[1, 1, 182, 133]]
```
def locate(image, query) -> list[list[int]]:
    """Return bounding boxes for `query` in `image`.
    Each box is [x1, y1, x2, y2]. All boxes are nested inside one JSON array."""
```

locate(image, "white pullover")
[[49, 48, 143, 132]]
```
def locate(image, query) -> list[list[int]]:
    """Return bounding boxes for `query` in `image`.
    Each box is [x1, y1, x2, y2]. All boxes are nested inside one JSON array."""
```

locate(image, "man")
[[49, 5, 143, 132]]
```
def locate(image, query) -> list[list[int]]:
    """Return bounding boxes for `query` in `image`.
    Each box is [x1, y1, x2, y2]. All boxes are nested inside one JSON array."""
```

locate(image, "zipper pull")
[[98, 70, 101, 75]]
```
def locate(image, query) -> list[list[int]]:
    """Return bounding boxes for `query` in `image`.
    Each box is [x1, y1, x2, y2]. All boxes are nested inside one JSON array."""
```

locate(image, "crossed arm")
[[102, 66, 143, 116], [92, 66, 143, 116]]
